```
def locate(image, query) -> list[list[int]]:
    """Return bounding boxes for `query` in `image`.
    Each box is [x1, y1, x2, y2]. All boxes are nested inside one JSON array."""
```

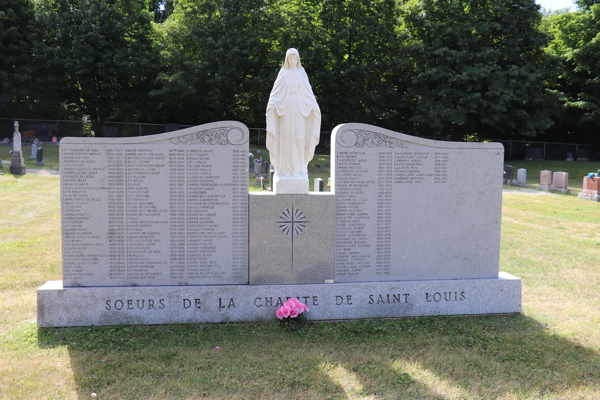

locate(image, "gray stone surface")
[[516, 168, 527, 187], [60, 121, 249, 287], [249, 192, 335, 284], [10, 151, 25, 175], [35, 147, 44, 166], [314, 178, 324, 192], [332, 123, 503, 282], [578, 193, 600, 202], [536, 185, 571, 194], [37, 272, 521, 327], [540, 170, 552, 186]]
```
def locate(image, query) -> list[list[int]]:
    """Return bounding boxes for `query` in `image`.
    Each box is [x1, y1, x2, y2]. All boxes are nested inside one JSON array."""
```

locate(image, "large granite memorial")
[[37, 120, 520, 327], [60, 121, 249, 286], [332, 124, 503, 282]]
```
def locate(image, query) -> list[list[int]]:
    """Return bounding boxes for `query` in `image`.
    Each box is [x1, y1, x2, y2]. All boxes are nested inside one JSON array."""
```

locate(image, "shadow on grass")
[[38, 315, 598, 399]]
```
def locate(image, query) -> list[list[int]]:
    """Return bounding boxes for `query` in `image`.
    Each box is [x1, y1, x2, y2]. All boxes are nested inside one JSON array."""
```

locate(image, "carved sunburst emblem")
[[278, 207, 308, 236], [276, 206, 309, 272]]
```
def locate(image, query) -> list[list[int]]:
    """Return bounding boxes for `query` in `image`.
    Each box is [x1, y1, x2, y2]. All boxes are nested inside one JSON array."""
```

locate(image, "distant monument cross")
[[277, 206, 309, 270]]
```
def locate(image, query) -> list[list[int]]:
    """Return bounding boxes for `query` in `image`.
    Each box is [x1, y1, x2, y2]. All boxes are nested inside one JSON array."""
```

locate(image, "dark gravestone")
[[525, 148, 543, 160], [253, 159, 261, 176], [504, 165, 513, 182], [577, 149, 589, 161], [264, 161, 270, 176], [36, 147, 44, 166]]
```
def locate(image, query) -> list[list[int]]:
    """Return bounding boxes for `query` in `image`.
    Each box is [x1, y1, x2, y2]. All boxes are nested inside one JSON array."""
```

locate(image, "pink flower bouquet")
[[276, 298, 309, 330]]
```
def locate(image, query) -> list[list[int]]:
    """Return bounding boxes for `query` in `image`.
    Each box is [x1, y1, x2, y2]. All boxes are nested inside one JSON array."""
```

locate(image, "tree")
[[318, 0, 408, 130], [404, 0, 556, 140], [36, 0, 160, 135], [543, 5, 600, 143], [0, 0, 36, 117], [153, 0, 283, 126]]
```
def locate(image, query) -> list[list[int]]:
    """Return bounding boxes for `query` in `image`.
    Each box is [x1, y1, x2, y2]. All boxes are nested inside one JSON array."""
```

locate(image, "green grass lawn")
[[1, 166, 599, 399]]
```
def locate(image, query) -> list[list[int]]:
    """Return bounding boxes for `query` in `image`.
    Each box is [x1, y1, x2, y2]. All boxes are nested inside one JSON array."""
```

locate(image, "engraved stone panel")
[[248, 192, 335, 285], [332, 123, 504, 282], [60, 121, 249, 287]]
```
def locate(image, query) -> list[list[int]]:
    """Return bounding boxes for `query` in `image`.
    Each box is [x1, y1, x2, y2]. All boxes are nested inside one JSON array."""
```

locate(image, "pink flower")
[[276, 308, 284, 320], [215, 346, 221, 351], [290, 307, 298, 318], [282, 305, 291, 318]]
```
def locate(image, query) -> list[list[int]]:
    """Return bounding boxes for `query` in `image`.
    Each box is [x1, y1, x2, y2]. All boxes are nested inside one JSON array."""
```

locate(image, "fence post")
[[543, 142, 546, 159]]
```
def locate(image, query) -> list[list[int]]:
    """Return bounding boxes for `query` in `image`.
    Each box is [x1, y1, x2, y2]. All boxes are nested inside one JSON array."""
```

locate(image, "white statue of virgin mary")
[[266, 48, 321, 194]]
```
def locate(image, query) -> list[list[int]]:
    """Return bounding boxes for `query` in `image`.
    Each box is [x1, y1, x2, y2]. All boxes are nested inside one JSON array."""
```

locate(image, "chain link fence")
[[2, 118, 597, 160], [495, 140, 598, 161]]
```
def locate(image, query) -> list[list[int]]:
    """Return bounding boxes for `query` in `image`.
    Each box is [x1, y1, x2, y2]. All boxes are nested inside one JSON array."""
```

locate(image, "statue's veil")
[[283, 48, 302, 68]]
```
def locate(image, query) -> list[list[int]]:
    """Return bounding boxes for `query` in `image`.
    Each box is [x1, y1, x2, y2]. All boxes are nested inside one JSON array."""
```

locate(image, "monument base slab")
[[37, 273, 521, 327], [578, 193, 600, 202], [536, 185, 571, 194], [10, 151, 25, 175]]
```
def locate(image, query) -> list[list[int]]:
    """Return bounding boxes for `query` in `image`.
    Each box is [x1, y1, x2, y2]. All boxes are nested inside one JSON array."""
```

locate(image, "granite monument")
[[37, 120, 521, 326]]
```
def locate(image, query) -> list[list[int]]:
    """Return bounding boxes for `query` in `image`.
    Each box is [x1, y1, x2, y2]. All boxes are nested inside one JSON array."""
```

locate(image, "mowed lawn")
[[0, 163, 598, 399]]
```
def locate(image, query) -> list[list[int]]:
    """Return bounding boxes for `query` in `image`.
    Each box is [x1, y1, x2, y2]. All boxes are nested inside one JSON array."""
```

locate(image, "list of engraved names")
[[335, 149, 449, 280], [61, 144, 248, 286]]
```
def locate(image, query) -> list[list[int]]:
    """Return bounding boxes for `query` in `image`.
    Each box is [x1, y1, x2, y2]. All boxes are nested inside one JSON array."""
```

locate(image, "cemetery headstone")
[[579, 175, 600, 201], [264, 161, 270, 176], [516, 168, 527, 187], [269, 164, 275, 191], [35, 147, 44, 166], [2, 138, 9, 144], [525, 148, 543, 160], [540, 170, 552, 186], [30, 143, 37, 159], [249, 154, 253, 170], [33, 138, 39, 144], [576, 149, 589, 161], [566, 152, 574, 161], [10, 121, 25, 175], [314, 178, 324, 192], [552, 172, 569, 189], [253, 159, 262, 176], [503, 165, 513, 185]]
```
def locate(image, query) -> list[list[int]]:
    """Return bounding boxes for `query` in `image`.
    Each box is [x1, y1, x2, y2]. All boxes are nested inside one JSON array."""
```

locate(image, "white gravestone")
[[30, 143, 37, 159], [314, 178, 324, 192], [12, 121, 21, 152], [10, 121, 26, 175], [60, 121, 249, 286], [266, 48, 321, 194], [332, 123, 504, 282], [516, 168, 527, 187]]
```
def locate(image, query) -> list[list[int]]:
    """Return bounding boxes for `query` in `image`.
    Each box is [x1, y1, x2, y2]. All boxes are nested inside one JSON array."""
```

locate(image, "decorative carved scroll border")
[[337, 129, 408, 148], [170, 127, 246, 145]]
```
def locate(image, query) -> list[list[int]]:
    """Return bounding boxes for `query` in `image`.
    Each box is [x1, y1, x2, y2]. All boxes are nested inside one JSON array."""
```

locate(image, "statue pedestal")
[[248, 192, 335, 284], [273, 175, 309, 194], [10, 151, 26, 175]]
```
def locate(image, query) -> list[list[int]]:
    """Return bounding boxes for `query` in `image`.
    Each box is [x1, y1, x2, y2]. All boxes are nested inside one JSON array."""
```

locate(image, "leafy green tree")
[[404, 0, 556, 140], [153, 0, 283, 126], [318, 0, 408, 130], [36, 0, 159, 135], [0, 0, 36, 117], [543, 5, 600, 143]]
